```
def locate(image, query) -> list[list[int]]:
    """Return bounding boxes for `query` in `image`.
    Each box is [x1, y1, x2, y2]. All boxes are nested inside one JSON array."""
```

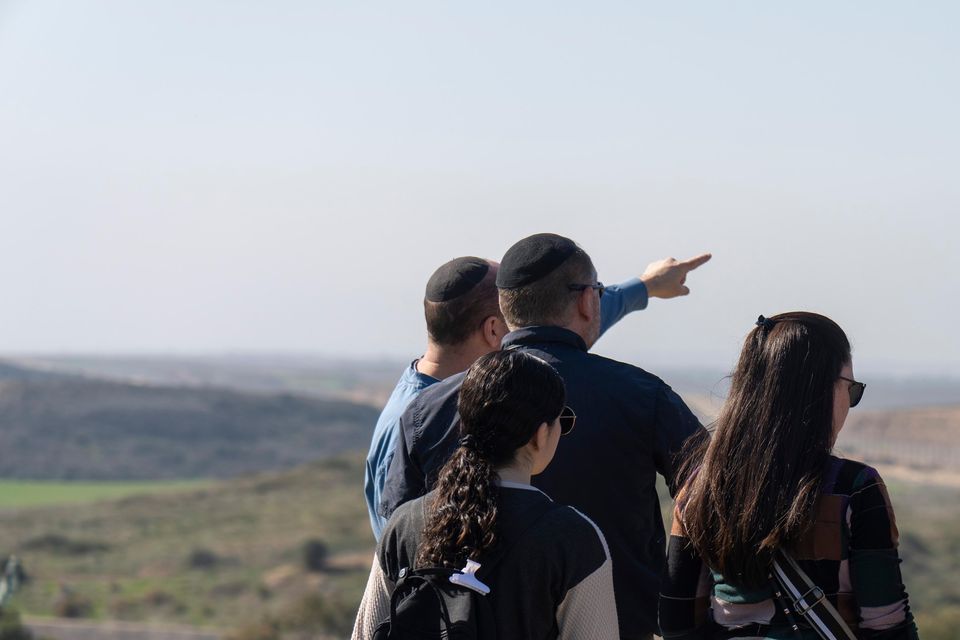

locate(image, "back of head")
[[496, 233, 594, 329], [681, 312, 851, 587], [417, 350, 566, 567], [423, 257, 501, 347]]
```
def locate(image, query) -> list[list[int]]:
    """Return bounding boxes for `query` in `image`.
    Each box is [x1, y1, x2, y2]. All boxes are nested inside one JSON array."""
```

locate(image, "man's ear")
[[576, 287, 596, 322], [480, 315, 504, 350]]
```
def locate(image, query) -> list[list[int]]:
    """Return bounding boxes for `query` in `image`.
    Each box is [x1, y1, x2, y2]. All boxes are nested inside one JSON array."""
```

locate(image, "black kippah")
[[496, 233, 578, 289], [424, 257, 490, 302]]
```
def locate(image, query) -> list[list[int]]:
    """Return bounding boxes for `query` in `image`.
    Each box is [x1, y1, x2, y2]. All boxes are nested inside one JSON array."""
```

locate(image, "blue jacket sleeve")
[[599, 278, 649, 337], [378, 404, 426, 522]]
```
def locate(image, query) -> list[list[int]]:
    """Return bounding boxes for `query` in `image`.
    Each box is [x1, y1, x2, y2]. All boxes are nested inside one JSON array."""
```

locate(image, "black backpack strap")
[[771, 549, 856, 640], [388, 568, 456, 623]]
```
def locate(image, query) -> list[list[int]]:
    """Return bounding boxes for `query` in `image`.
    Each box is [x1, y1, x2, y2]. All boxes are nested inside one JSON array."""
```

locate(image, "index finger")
[[679, 253, 712, 271]]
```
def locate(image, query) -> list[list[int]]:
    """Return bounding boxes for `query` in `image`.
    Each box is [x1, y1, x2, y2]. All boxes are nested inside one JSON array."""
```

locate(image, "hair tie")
[[459, 434, 479, 450], [755, 315, 778, 331]]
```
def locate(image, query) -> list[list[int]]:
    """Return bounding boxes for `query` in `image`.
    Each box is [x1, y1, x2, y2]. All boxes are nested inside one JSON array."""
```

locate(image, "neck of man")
[[416, 340, 484, 381]]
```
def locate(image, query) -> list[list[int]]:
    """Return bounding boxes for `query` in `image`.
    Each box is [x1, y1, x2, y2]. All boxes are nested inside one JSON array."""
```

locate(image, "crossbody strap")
[[771, 549, 856, 640]]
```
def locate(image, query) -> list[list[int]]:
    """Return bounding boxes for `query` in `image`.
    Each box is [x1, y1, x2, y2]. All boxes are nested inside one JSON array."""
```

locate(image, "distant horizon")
[[7, 349, 958, 383]]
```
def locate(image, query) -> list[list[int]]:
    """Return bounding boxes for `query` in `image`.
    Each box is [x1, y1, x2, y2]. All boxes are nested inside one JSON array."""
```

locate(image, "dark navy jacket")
[[379, 326, 706, 639]]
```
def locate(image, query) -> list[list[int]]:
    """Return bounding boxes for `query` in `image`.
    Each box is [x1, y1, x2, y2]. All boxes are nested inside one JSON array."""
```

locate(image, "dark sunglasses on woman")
[[839, 376, 866, 408]]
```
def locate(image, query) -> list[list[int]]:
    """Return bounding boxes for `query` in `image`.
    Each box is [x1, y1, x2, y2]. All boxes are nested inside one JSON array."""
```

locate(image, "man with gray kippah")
[[380, 234, 709, 640], [365, 247, 710, 540]]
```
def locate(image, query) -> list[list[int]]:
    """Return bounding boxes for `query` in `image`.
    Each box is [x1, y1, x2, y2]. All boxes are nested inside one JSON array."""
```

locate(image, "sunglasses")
[[838, 376, 866, 408], [558, 405, 576, 435], [567, 282, 605, 298]]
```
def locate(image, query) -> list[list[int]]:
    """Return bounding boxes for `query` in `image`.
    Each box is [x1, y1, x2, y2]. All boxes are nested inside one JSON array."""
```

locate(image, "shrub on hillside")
[[186, 548, 221, 570], [276, 592, 354, 637], [52, 589, 93, 618], [301, 539, 328, 572], [19, 534, 109, 556]]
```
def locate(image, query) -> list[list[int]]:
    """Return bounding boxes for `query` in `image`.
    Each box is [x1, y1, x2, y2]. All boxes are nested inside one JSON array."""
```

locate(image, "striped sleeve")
[[555, 508, 620, 640], [847, 467, 918, 640], [659, 503, 712, 640], [351, 554, 393, 640]]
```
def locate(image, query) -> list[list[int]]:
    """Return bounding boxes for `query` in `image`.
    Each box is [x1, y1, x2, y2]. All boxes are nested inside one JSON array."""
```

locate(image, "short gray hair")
[[498, 249, 594, 329]]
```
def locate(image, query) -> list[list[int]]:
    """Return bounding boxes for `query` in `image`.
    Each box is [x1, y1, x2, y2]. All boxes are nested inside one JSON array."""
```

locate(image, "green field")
[[0, 455, 373, 638], [1, 456, 956, 640], [0, 480, 211, 508]]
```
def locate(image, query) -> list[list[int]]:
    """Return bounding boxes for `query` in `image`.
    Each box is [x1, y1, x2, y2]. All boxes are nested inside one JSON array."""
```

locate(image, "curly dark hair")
[[416, 350, 566, 567]]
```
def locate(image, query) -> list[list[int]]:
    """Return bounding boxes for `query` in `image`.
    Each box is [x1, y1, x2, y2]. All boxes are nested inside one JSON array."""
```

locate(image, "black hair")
[[423, 264, 501, 346], [679, 312, 852, 587], [416, 350, 566, 567]]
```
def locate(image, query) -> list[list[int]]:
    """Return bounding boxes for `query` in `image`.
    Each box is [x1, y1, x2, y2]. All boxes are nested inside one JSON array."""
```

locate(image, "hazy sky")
[[1, 1, 957, 376]]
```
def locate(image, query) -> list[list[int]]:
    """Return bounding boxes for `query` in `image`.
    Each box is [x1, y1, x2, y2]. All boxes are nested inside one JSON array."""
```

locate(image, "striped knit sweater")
[[659, 456, 919, 640]]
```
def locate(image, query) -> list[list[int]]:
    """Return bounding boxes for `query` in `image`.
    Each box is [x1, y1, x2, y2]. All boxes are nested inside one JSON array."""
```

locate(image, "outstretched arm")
[[599, 253, 712, 337], [641, 253, 712, 299]]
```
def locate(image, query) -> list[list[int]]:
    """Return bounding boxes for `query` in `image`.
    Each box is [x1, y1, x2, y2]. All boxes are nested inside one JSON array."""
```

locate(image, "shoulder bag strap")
[[771, 549, 856, 640]]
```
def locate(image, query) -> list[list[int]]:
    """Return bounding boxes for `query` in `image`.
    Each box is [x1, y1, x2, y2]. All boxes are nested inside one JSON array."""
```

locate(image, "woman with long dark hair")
[[659, 312, 918, 640], [352, 350, 619, 639]]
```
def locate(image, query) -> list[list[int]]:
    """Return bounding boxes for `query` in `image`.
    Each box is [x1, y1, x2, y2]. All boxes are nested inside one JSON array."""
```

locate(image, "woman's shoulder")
[[501, 487, 606, 543], [377, 494, 430, 579], [516, 499, 611, 572], [826, 455, 887, 495]]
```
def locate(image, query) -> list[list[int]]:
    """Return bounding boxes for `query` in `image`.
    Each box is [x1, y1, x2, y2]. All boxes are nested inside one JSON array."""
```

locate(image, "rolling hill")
[[0, 360, 379, 480]]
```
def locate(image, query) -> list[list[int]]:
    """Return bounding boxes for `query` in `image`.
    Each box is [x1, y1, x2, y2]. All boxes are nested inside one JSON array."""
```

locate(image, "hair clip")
[[755, 315, 778, 331]]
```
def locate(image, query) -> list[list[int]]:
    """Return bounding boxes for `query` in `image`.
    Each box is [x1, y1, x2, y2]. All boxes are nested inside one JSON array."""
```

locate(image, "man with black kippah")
[[364, 246, 708, 540], [380, 234, 710, 640]]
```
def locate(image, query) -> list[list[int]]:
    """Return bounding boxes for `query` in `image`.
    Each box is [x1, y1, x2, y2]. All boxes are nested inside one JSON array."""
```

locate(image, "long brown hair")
[[416, 350, 565, 567], [680, 312, 851, 587]]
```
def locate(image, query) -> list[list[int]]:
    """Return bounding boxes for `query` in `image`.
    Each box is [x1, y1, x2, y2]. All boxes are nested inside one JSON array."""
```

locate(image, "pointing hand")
[[640, 253, 712, 299]]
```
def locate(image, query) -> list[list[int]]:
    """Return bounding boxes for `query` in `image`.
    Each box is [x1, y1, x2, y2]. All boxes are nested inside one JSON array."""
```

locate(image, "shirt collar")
[[404, 358, 439, 385], [498, 479, 551, 498], [501, 326, 588, 353]]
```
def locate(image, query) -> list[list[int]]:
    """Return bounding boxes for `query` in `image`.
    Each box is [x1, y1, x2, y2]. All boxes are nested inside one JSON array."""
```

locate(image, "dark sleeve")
[[659, 506, 712, 640], [378, 403, 426, 521], [847, 467, 919, 640], [652, 385, 706, 496]]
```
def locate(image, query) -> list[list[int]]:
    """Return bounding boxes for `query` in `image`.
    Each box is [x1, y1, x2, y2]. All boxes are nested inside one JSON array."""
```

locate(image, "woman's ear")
[[531, 421, 551, 452]]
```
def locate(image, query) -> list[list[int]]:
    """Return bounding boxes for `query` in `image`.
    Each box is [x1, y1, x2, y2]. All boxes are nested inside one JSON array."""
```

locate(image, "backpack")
[[373, 499, 555, 640], [372, 565, 497, 639]]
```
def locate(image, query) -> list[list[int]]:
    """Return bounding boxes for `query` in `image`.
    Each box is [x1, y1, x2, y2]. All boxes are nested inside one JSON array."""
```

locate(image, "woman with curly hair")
[[352, 349, 619, 639], [659, 312, 918, 640]]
